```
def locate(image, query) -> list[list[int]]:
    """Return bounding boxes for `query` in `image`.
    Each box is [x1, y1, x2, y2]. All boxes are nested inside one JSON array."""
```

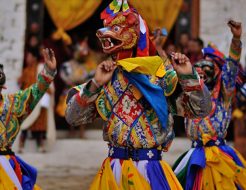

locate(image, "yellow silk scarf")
[[117, 56, 166, 77], [202, 146, 246, 190]]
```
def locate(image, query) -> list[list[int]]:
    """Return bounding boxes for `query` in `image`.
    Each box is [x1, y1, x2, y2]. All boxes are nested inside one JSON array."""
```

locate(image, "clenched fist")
[[228, 20, 242, 39], [94, 60, 117, 86]]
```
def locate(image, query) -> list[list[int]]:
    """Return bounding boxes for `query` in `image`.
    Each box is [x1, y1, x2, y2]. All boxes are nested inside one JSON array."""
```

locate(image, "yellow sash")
[[117, 56, 166, 77]]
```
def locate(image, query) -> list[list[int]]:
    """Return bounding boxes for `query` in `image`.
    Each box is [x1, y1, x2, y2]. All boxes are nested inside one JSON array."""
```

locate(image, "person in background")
[[0, 48, 56, 189], [165, 43, 177, 56], [173, 20, 246, 190], [57, 37, 100, 138], [187, 37, 204, 64], [177, 32, 190, 54]]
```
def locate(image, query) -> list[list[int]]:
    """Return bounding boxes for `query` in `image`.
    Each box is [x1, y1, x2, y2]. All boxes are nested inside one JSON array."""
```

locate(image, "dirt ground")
[[37, 173, 95, 190], [35, 165, 99, 190]]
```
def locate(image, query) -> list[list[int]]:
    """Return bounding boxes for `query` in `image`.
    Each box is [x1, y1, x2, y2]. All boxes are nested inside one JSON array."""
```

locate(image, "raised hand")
[[228, 20, 242, 39], [170, 52, 193, 75], [42, 48, 57, 72]]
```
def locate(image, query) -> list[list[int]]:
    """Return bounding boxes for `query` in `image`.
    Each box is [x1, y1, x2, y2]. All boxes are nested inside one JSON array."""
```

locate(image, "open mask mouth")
[[98, 35, 123, 52]]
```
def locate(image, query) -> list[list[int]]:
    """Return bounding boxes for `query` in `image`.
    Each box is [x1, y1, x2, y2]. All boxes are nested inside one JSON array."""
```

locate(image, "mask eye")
[[113, 25, 120, 32]]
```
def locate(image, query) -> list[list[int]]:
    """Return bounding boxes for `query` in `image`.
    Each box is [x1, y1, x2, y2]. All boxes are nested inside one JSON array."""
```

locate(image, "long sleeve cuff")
[[80, 80, 102, 97], [178, 68, 202, 92], [229, 38, 242, 62], [74, 81, 101, 107]]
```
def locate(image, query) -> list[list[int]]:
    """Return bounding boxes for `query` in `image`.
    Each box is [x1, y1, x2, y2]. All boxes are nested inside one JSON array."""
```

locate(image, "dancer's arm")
[[222, 20, 242, 104], [65, 60, 116, 126], [161, 53, 212, 119], [12, 49, 56, 122]]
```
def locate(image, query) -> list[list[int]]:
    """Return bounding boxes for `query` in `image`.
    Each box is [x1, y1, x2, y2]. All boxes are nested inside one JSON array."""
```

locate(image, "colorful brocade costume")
[[65, 1, 212, 189], [0, 67, 55, 190], [173, 38, 246, 190], [66, 56, 211, 189]]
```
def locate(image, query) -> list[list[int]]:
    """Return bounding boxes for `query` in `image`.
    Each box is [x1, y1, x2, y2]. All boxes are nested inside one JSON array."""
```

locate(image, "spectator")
[[165, 43, 176, 56], [177, 32, 190, 54], [187, 37, 204, 64]]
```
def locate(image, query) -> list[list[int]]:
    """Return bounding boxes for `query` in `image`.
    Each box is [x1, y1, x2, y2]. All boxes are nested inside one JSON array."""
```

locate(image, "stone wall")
[[201, 0, 246, 67], [0, 0, 26, 93]]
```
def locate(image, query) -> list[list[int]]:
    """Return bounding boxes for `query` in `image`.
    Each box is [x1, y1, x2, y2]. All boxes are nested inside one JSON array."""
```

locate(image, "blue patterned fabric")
[[147, 161, 170, 190], [108, 146, 162, 160], [123, 71, 168, 131]]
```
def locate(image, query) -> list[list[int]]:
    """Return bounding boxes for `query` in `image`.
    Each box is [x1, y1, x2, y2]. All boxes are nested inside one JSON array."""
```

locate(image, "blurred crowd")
[[165, 32, 204, 65], [18, 22, 107, 153]]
